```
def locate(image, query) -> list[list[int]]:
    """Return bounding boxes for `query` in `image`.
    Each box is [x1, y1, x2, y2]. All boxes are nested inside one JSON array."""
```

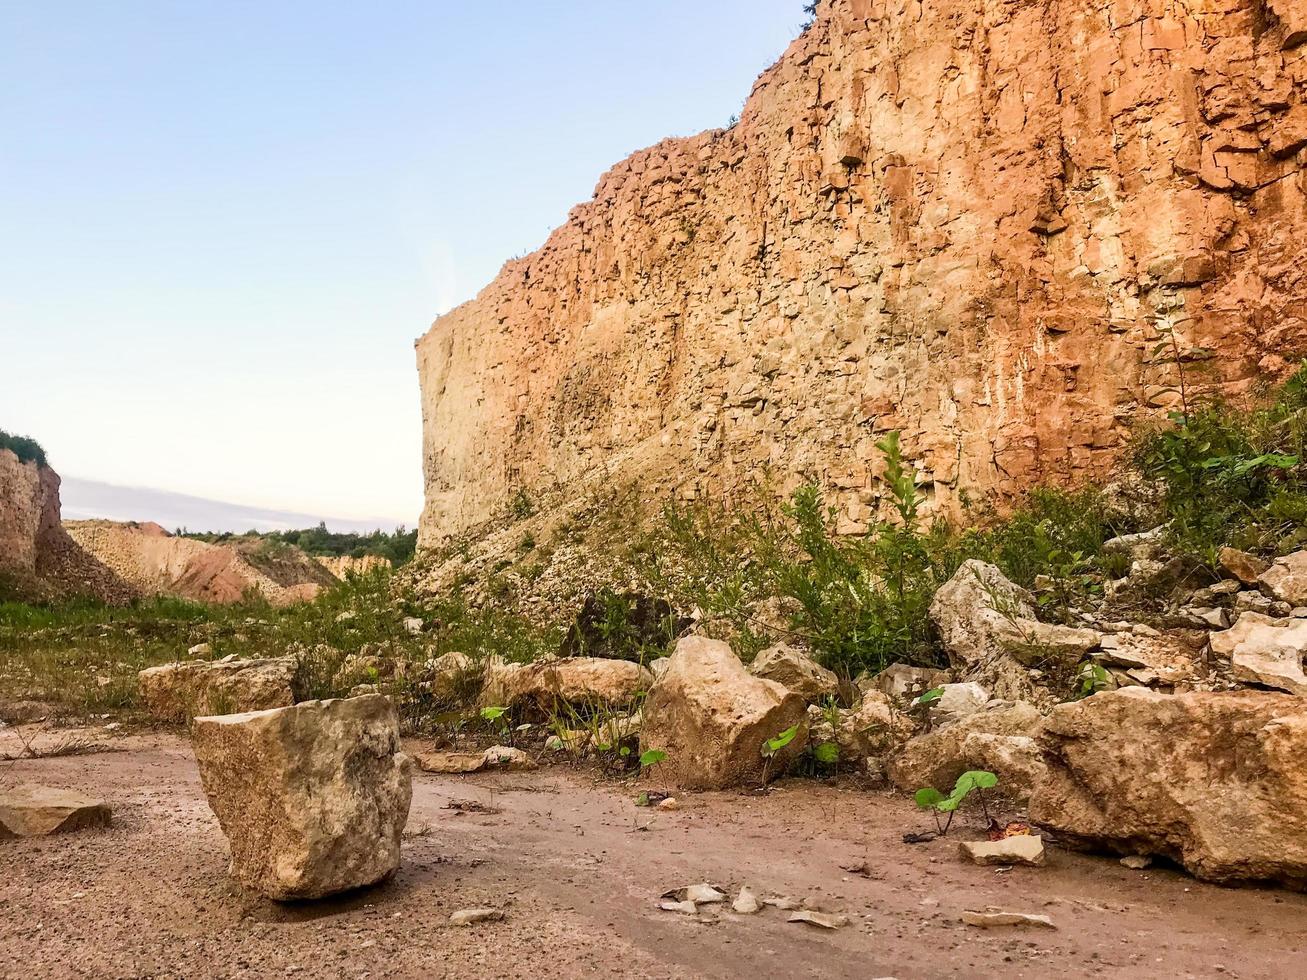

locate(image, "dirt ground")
[[3, 729, 1306, 980]]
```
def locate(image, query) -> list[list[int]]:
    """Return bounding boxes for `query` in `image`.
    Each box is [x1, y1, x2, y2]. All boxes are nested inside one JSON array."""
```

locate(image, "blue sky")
[[0, 1, 804, 527]]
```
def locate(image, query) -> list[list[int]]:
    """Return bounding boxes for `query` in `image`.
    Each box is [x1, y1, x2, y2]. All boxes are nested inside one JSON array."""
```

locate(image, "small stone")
[[1120, 854, 1153, 870], [962, 910, 1057, 929], [1219, 547, 1269, 586], [732, 886, 761, 914], [188, 642, 212, 657], [788, 909, 849, 929], [959, 835, 1046, 867], [403, 617, 424, 635], [482, 745, 536, 770], [659, 899, 698, 915], [412, 751, 487, 774], [656, 797, 680, 811], [449, 907, 503, 926]]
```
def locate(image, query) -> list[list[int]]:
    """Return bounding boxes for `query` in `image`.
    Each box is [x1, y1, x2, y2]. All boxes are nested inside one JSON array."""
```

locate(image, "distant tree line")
[[0, 429, 47, 467], [180, 523, 419, 566]]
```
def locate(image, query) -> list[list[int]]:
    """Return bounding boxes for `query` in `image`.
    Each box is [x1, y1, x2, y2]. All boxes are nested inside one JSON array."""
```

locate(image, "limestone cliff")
[[0, 448, 63, 581], [0, 448, 136, 602], [417, 0, 1307, 546]]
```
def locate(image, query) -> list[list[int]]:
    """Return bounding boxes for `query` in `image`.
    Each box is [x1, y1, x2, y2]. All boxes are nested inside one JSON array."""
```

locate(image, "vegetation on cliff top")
[[180, 523, 419, 566], [0, 429, 47, 467]]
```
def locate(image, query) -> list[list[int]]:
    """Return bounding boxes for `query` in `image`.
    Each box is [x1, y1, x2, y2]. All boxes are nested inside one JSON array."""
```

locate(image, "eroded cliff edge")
[[417, 0, 1307, 547]]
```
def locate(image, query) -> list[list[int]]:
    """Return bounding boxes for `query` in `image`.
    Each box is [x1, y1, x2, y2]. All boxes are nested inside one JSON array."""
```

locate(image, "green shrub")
[[0, 429, 47, 467]]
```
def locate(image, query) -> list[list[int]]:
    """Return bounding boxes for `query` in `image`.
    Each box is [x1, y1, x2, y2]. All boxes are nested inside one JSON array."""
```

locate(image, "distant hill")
[[60, 476, 412, 536]]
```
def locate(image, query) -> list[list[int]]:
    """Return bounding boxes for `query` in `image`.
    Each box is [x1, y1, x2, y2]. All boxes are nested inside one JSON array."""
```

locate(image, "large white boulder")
[[640, 636, 808, 789], [191, 694, 412, 900]]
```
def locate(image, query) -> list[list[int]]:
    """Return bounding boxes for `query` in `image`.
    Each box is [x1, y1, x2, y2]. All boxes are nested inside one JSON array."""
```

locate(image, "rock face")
[[0, 785, 111, 838], [0, 448, 135, 603], [416, 0, 1307, 545], [1030, 688, 1307, 888], [640, 636, 808, 789], [138, 657, 298, 721], [65, 521, 332, 606], [191, 695, 412, 900], [747, 643, 840, 703]]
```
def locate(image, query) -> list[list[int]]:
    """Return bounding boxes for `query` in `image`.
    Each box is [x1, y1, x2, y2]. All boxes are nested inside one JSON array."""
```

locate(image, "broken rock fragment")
[[0, 785, 111, 837], [959, 835, 1045, 867], [747, 642, 839, 703]]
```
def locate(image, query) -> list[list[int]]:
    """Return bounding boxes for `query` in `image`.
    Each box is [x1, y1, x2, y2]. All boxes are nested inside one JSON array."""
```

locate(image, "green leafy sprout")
[[915, 770, 998, 835]]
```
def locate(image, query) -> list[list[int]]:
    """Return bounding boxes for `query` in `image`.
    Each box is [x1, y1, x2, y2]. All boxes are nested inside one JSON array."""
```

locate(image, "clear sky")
[[0, 0, 804, 528]]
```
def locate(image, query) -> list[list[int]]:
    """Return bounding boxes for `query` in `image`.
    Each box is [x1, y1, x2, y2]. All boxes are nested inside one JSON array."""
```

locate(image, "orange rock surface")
[[417, 0, 1307, 544]]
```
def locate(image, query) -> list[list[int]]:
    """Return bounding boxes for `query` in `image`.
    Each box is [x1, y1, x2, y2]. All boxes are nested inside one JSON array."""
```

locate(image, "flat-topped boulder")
[[191, 694, 412, 900], [0, 785, 111, 837], [640, 636, 808, 789], [138, 656, 297, 721]]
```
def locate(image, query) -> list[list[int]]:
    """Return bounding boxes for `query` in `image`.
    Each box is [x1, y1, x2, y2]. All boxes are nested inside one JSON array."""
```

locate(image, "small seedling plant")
[[914, 770, 998, 835], [760, 724, 799, 788], [480, 705, 511, 745]]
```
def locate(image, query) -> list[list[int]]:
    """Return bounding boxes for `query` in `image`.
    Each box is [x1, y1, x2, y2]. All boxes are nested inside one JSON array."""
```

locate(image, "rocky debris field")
[[3, 728, 1307, 980]]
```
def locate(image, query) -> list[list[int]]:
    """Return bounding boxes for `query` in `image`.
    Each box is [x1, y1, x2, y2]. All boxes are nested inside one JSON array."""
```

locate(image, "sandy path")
[[2, 732, 1305, 979]]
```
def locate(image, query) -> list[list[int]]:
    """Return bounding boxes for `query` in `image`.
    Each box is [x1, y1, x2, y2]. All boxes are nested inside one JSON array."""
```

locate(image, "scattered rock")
[[449, 908, 503, 926], [732, 886, 761, 914], [402, 617, 424, 634], [662, 883, 727, 905], [482, 745, 536, 770], [888, 702, 1044, 802], [928, 682, 990, 726], [1120, 855, 1153, 870], [788, 910, 849, 929], [1209, 613, 1307, 695], [931, 560, 1089, 703], [640, 636, 808, 789], [762, 895, 802, 911], [1220, 547, 1269, 585], [656, 796, 680, 811], [481, 655, 652, 717], [1030, 688, 1307, 888], [1259, 551, 1307, 606], [659, 899, 699, 915], [187, 642, 212, 658], [959, 835, 1045, 867], [191, 694, 412, 900], [860, 662, 950, 700], [138, 657, 297, 722], [747, 642, 839, 703], [0, 785, 111, 837], [412, 751, 487, 774], [962, 910, 1056, 929]]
